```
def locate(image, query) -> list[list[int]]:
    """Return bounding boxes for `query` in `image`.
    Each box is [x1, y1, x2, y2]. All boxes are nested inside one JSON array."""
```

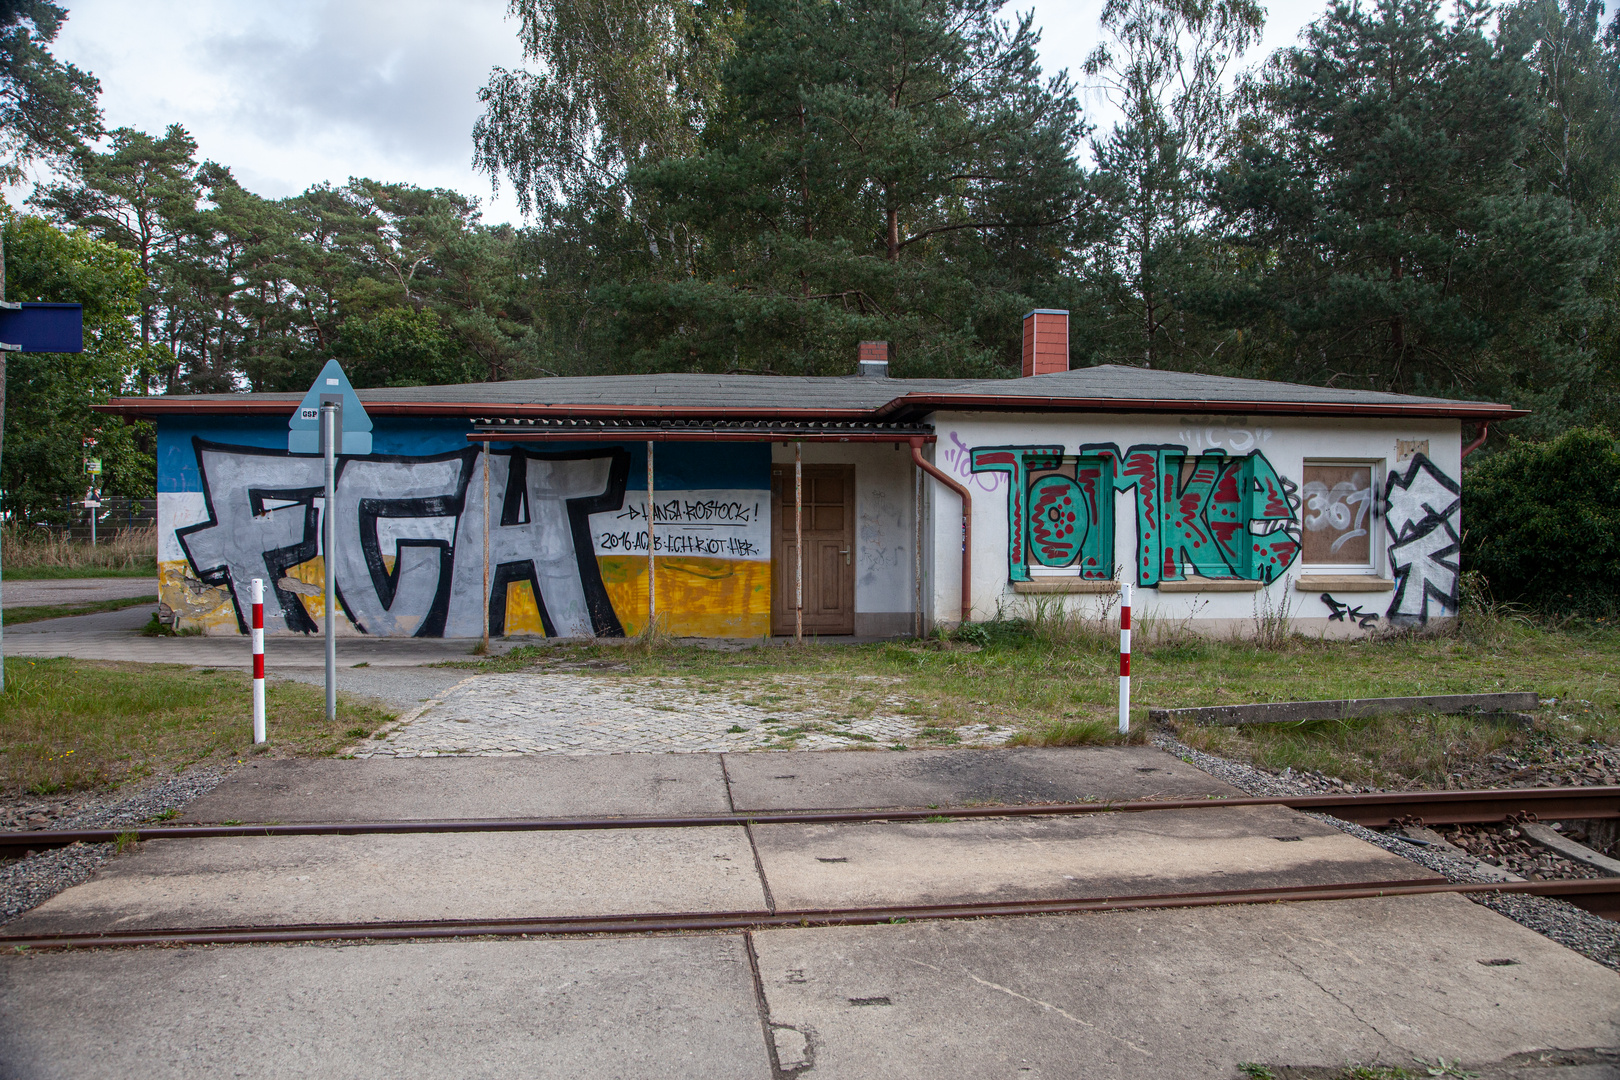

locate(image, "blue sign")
[[288, 359, 372, 455], [0, 303, 83, 353]]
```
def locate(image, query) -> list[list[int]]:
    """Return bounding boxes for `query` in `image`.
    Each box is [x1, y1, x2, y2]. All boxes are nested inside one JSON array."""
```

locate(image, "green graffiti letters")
[[971, 443, 1301, 587]]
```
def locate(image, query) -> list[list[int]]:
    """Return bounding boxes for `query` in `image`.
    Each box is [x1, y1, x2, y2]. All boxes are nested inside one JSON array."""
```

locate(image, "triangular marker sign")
[[289, 359, 372, 455]]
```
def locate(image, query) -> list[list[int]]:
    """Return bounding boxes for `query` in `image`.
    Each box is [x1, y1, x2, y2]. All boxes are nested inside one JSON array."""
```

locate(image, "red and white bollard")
[[251, 577, 266, 744], [1118, 582, 1132, 734]]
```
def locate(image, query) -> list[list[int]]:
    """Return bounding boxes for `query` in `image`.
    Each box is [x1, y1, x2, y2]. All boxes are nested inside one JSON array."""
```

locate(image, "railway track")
[[4, 785, 1615, 951], [2, 877, 1616, 951], [3, 785, 1616, 860]]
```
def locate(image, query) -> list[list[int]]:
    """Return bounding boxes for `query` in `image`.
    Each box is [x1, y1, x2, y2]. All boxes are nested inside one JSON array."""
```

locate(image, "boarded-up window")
[[1301, 463, 1375, 566]]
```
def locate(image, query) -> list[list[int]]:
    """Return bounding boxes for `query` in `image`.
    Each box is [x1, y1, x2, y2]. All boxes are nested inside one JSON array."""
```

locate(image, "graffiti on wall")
[[167, 439, 771, 638], [1321, 593, 1380, 629], [1383, 453, 1460, 624], [969, 443, 1301, 586]]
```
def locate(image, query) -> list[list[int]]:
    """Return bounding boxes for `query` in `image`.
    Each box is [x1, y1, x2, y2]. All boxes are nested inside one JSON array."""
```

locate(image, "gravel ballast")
[[1154, 731, 1620, 973], [0, 767, 228, 925]]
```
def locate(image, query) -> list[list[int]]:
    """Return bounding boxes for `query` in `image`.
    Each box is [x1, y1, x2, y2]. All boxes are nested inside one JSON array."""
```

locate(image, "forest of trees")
[[2, 0, 1618, 511]]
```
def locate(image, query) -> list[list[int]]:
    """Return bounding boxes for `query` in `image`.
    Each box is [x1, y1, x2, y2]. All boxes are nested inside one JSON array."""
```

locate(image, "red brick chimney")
[[858, 340, 890, 377], [1021, 310, 1069, 376]]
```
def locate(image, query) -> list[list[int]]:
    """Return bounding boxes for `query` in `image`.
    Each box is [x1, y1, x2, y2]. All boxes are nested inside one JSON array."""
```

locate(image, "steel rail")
[[5, 876, 1617, 951], [3, 786, 1614, 860]]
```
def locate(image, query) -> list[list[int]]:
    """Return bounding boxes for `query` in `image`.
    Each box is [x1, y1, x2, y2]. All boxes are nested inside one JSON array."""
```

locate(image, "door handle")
[[841, 547, 850, 565]]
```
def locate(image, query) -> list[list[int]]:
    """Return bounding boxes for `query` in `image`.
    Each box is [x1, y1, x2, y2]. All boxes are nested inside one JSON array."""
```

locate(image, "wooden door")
[[771, 464, 855, 635]]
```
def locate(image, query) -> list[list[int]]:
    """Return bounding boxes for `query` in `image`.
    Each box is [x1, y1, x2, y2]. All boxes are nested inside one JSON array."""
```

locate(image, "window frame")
[[1299, 458, 1384, 574]]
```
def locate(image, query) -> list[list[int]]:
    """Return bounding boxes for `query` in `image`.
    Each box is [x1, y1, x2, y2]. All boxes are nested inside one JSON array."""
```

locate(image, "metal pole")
[[251, 577, 265, 743], [0, 228, 9, 694], [322, 402, 337, 723], [646, 440, 655, 639], [794, 442, 802, 644], [482, 441, 490, 649], [1118, 582, 1133, 734], [913, 455, 922, 638], [89, 499, 96, 548]]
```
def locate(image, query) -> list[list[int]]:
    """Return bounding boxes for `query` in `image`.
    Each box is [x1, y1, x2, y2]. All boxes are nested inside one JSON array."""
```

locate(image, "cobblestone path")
[[353, 671, 1014, 756]]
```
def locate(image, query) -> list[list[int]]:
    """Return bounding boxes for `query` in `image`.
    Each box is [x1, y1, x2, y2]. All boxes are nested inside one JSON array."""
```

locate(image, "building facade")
[[99, 313, 1517, 641]]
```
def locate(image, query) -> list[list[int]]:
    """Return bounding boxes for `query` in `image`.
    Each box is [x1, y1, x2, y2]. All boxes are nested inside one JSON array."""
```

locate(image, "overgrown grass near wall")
[[467, 603, 1620, 787], [1, 525, 157, 579], [0, 658, 394, 796]]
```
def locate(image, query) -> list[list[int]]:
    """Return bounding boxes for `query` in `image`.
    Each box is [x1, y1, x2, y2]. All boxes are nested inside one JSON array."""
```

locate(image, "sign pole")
[[322, 402, 337, 723], [0, 245, 86, 693], [251, 577, 266, 743], [1118, 583, 1133, 734]]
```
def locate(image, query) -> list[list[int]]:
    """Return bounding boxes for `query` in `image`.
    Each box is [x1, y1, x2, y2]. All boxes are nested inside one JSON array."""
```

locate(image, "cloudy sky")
[[38, 0, 1329, 226]]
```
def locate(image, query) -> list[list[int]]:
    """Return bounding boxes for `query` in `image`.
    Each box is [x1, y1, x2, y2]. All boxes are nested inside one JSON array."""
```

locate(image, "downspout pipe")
[[1461, 422, 1491, 460], [909, 437, 972, 625]]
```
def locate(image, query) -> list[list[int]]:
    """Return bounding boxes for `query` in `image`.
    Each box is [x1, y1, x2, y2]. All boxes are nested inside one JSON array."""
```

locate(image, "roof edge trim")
[[93, 393, 1529, 423]]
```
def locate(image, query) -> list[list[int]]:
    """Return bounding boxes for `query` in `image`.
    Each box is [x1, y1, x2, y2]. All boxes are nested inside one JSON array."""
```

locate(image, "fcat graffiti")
[[177, 441, 630, 638]]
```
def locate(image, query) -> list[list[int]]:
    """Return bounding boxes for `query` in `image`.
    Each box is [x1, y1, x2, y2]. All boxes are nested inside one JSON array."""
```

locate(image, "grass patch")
[[4, 594, 156, 625], [448, 608, 1620, 787], [2, 526, 157, 579], [3, 563, 157, 581], [1010, 718, 1140, 747], [0, 657, 395, 797]]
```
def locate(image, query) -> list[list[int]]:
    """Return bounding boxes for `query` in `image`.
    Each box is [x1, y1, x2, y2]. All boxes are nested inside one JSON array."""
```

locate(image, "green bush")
[[1462, 428, 1620, 616]]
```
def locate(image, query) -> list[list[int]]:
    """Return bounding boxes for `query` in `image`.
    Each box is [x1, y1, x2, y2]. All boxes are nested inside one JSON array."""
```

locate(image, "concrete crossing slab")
[[7, 827, 766, 934], [751, 805, 1432, 909], [0, 935, 774, 1080], [750, 893, 1620, 1079], [179, 754, 733, 823], [723, 745, 1241, 810]]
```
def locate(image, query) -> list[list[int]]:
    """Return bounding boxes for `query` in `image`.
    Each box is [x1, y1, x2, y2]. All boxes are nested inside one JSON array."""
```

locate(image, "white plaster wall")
[[923, 411, 1463, 636], [771, 442, 918, 629]]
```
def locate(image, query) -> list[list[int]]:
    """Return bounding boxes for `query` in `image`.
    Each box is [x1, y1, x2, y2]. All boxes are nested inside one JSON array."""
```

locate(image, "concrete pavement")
[[176, 747, 1241, 824], [749, 893, 1620, 1078], [3, 894, 1616, 1079], [0, 936, 774, 1080], [2, 606, 515, 666], [4, 745, 1618, 1078], [1, 577, 157, 608]]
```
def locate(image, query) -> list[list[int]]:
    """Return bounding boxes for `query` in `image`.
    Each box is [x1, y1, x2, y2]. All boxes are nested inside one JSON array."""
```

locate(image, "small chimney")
[[1021, 310, 1069, 376], [858, 340, 890, 377]]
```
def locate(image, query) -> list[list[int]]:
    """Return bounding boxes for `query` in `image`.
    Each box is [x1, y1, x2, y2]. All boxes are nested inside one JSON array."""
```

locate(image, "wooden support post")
[[647, 440, 656, 639], [794, 442, 803, 644], [482, 441, 490, 649]]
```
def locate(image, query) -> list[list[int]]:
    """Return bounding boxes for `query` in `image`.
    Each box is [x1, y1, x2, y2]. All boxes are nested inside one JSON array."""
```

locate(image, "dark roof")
[[94, 365, 1524, 422]]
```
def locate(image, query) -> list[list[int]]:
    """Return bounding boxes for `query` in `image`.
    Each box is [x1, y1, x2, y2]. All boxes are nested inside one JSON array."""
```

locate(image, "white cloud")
[[31, 0, 1334, 225]]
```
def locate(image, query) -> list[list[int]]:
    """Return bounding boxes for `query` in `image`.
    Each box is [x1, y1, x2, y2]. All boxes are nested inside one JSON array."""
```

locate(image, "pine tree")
[[604, 0, 1092, 375], [1219, 0, 1606, 422]]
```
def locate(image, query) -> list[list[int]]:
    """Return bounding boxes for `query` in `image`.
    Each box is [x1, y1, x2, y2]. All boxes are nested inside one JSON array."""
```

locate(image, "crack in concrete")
[[1274, 937, 1404, 1053], [962, 970, 1152, 1057]]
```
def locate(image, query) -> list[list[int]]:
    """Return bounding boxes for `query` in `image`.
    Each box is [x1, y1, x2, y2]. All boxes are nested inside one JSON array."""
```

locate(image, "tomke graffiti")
[[177, 440, 631, 638], [970, 443, 1301, 586], [1383, 453, 1461, 624]]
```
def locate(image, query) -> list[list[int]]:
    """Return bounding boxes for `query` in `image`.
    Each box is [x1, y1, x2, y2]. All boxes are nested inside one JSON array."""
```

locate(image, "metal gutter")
[[95, 392, 1528, 424], [878, 393, 1528, 423], [472, 432, 933, 443], [909, 436, 972, 624]]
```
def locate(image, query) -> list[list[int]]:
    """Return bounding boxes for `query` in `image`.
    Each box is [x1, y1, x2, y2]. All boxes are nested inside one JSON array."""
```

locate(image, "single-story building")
[[97, 311, 1522, 640]]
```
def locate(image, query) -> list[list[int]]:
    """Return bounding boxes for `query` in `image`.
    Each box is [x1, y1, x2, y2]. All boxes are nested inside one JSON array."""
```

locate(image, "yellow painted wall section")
[[158, 559, 238, 632], [598, 555, 770, 638], [503, 580, 547, 635], [161, 554, 770, 638]]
